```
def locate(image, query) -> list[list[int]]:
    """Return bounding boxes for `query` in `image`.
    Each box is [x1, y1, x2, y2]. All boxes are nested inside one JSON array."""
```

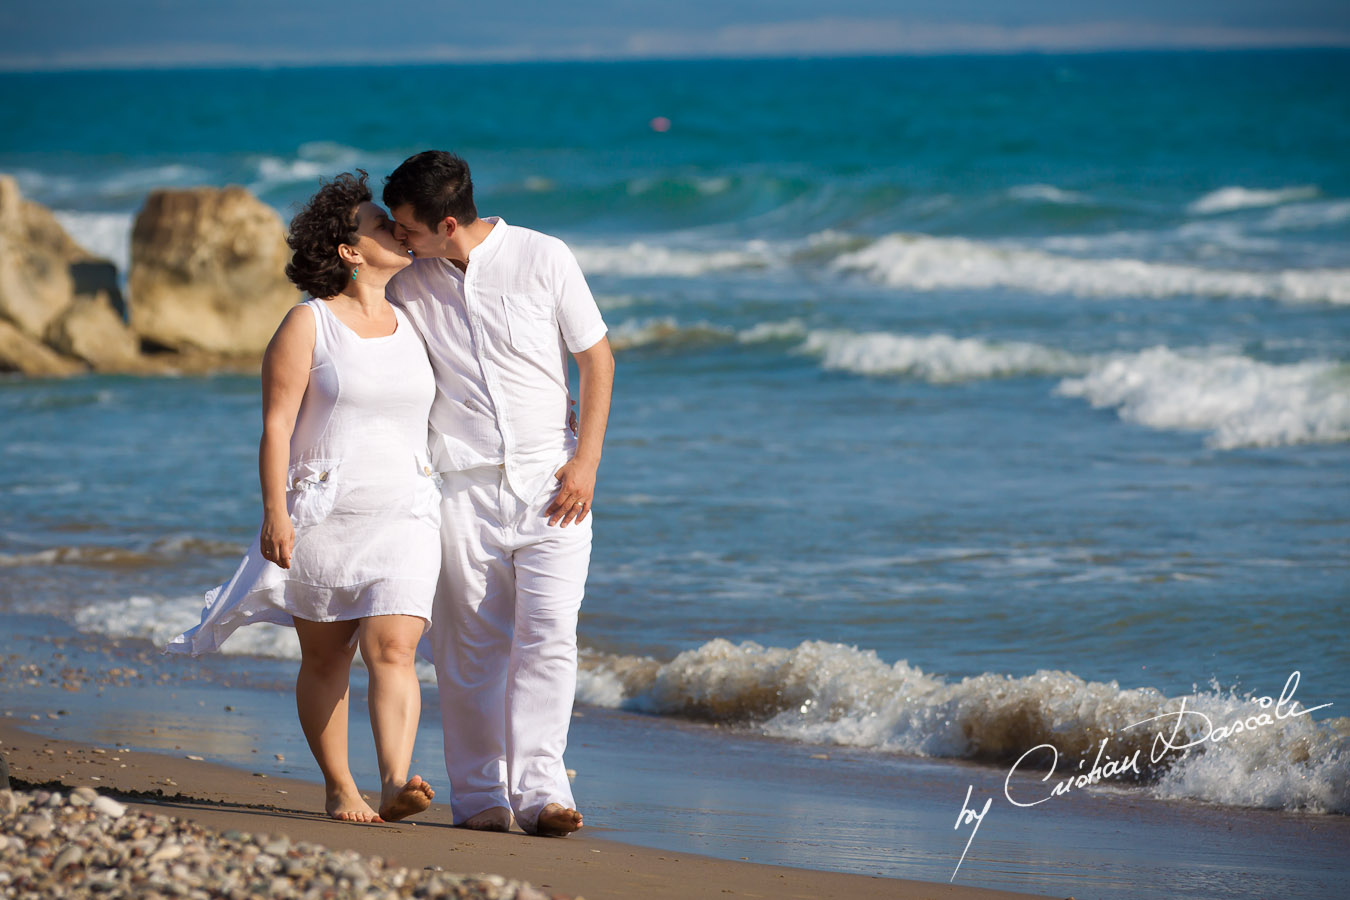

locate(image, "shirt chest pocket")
[[501, 293, 558, 353]]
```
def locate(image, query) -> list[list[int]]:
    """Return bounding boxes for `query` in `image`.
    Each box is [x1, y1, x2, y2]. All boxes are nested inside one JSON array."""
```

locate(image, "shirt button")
[[464, 399, 477, 411], [423, 465, 432, 475]]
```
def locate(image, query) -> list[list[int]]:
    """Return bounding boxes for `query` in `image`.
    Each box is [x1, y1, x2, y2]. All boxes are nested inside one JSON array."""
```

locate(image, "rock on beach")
[[0, 175, 302, 376], [0, 176, 133, 376], [129, 186, 300, 357]]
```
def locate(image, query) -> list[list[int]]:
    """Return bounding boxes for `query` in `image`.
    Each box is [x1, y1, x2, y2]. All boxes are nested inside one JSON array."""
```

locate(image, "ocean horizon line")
[[4, 44, 1350, 76]]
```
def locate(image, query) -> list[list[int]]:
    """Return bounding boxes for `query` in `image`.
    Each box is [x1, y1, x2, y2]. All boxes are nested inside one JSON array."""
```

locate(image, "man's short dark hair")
[[383, 151, 478, 232]]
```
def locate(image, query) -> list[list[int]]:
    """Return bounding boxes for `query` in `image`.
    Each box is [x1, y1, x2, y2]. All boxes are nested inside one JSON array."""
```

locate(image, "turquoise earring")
[[352, 267, 359, 280]]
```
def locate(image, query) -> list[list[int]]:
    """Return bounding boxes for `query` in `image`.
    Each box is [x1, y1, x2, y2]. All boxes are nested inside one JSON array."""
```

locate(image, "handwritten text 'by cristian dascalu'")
[[949, 671, 1331, 882]]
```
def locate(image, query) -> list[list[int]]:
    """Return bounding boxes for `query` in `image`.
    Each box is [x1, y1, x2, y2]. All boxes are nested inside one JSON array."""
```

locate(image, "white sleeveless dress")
[[168, 299, 441, 655]]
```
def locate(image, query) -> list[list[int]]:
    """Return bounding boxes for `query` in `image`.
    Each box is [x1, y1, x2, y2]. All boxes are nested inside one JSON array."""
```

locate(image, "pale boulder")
[[129, 186, 300, 355], [0, 318, 84, 376], [0, 174, 105, 340], [47, 294, 143, 370]]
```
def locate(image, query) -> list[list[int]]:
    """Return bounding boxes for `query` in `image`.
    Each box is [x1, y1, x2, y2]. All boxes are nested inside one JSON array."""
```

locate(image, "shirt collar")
[[465, 216, 507, 271]]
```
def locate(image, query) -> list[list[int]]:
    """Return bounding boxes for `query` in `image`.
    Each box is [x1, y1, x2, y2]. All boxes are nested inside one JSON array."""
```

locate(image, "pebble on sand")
[[0, 785, 561, 900]]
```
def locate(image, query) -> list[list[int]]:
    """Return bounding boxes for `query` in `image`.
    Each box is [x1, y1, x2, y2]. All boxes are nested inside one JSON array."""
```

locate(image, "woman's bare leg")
[[294, 617, 378, 822], [359, 615, 435, 821]]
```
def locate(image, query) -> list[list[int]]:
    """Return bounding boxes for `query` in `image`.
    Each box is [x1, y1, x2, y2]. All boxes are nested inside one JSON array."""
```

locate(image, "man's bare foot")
[[535, 803, 583, 836], [379, 775, 435, 822], [326, 786, 381, 823], [461, 807, 512, 832]]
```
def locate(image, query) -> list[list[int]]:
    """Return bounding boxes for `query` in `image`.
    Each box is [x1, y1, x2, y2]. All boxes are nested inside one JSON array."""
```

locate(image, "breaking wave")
[[800, 330, 1087, 382], [608, 317, 808, 351], [607, 317, 734, 351], [1188, 185, 1319, 215], [0, 536, 244, 569], [1058, 348, 1350, 449], [575, 638, 1349, 815], [52, 211, 134, 274], [830, 233, 1350, 305], [603, 319, 1349, 450], [572, 241, 776, 277], [1007, 184, 1091, 205]]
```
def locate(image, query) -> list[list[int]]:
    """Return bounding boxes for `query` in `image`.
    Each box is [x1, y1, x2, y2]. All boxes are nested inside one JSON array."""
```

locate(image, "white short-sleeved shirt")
[[387, 217, 608, 502]]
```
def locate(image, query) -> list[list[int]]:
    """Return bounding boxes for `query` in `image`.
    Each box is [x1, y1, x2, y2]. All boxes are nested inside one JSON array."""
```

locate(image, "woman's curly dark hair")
[[285, 170, 372, 298]]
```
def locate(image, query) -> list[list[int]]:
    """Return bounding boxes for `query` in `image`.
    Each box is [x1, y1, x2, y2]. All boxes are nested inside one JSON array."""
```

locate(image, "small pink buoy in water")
[[649, 116, 671, 133]]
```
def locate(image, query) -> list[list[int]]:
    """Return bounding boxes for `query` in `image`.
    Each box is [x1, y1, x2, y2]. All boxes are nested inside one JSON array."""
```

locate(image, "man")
[[383, 151, 613, 836]]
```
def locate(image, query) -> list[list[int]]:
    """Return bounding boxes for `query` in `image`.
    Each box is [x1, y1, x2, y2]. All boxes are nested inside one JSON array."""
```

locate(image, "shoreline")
[[3, 611, 1349, 899], [1, 720, 1044, 900]]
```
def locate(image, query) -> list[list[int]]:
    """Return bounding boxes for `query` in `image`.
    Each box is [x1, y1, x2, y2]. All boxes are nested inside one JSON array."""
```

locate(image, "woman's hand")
[[260, 511, 295, 569]]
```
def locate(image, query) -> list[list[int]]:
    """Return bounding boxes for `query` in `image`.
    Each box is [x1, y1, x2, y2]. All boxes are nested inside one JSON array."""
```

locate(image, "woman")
[[169, 171, 439, 824]]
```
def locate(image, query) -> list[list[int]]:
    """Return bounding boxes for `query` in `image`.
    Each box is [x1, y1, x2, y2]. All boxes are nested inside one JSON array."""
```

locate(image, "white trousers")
[[433, 464, 590, 832]]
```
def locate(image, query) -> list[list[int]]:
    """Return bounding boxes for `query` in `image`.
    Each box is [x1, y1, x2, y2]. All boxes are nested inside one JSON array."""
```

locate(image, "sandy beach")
[[1, 720, 1048, 900]]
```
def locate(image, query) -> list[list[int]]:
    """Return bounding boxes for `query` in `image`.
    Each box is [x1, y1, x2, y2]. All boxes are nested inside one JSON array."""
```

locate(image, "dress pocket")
[[287, 458, 341, 528], [501, 293, 558, 352], [411, 454, 442, 529]]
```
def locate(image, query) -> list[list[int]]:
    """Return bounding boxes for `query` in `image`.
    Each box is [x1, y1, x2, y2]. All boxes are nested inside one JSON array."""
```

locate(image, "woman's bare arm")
[[258, 305, 315, 568]]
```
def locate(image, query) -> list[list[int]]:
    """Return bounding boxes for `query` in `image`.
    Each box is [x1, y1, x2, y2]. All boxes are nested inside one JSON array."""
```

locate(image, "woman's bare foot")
[[326, 785, 381, 823], [535, 803, 583, 836], [461, 807, 512, 832], [379, 775, 435, 822]]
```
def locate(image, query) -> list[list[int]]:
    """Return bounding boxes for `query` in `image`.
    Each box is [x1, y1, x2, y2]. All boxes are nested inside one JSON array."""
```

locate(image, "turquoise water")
[[2, 52, 1348, 874]]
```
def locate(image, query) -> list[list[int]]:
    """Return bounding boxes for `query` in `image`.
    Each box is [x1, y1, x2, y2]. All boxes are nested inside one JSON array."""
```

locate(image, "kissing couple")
[[170, 150, 614, 837]]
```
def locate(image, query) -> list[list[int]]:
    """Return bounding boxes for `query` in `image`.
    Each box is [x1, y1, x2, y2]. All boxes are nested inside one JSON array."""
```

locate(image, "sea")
[[2, 52, 1348, 899]]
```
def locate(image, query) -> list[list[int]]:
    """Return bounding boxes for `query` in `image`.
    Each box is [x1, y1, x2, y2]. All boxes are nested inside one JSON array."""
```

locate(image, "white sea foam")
[[71, 594, 438, 682], [73, 595, 293, 658], [1042, 222, 1282, 259], [574, 664, 630, 708], [576, 639, 1350, 814], [17, 164, 206, 205], [625, 175, 733, 196], [1148, 703, 1350, 813], [831, 233, 1350, 305], [800, 330, 1087, 382], [0, 536, 241, 569], [593, 293, 642, 311], [10, 169, 81, 202], [294, 141, 364, 164], [790, 329, 1348, 448], [254, 156, 328, 186], [1057, 347, 1350, 449], [52, 211, 134, 273], [572, 241, 775, 277], [607, 317, 734, 351], [1188, 185, 1319, 215], [1008, 184, 1089, 205], [1258, 198, 1350, 232], [737, 319, 808, 343]]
